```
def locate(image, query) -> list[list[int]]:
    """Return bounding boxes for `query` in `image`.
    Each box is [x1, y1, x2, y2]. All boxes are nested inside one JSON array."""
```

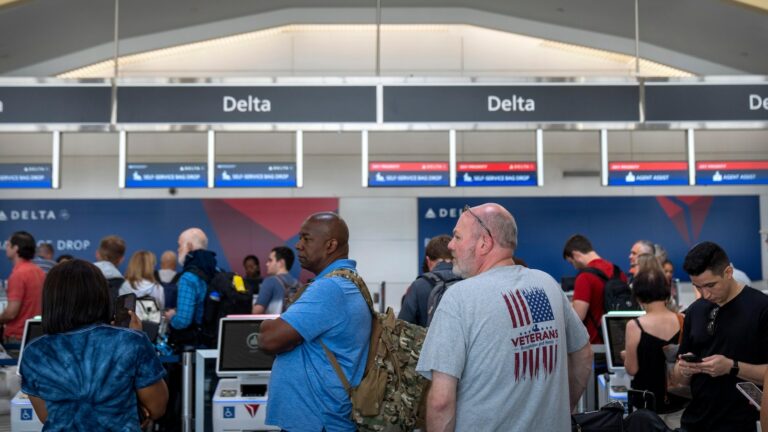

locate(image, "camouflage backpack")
[[321, 269, 428, 432]]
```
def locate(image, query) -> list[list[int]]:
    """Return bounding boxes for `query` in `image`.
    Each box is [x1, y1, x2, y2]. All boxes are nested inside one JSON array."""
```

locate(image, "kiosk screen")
[[218, 320, 275, 374], [601, 312, 644, 372], [17, 319, 44, 374]]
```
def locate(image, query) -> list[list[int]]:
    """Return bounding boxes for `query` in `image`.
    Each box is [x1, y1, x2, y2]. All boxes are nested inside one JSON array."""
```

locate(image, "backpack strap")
[[575, 267, 609, 332], [318, 268, 379, 398], [321, 342, 353, 396], [418, 271, 444, 287], [580, 266, 609, 281], [325, 268, 375, 314], [185, 266, 212, 284]]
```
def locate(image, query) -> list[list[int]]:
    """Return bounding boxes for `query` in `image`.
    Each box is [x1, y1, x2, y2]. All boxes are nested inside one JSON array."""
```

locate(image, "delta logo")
[[244, 404, 260, 418], [0, 209, 60, 222], [424, 207, 463, 219]]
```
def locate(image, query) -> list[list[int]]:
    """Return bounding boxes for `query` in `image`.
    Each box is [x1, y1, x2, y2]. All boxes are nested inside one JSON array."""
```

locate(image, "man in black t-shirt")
[[674, 241, 768, 432]]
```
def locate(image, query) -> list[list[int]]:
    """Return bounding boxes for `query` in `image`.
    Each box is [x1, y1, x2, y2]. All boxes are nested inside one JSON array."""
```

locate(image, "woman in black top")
[[623, 255, 687, 422]]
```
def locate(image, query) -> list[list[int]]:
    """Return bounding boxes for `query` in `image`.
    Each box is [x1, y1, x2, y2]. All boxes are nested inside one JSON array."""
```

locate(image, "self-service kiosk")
[[11, 318, 44, 432], [212, 315, 280, 432], [597, 311, 645, 410]]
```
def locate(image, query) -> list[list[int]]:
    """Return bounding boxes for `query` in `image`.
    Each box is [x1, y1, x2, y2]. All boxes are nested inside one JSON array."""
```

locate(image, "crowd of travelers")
[[2, 202, 767, 431]]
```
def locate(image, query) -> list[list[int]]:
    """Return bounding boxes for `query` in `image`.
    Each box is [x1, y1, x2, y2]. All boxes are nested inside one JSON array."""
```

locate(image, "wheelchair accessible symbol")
[[223, 406, 235, 419], [20, 408, 33, 421]]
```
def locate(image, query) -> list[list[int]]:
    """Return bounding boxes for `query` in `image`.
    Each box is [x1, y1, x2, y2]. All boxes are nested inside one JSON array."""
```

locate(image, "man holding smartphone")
[[674, 242, 768, 432]]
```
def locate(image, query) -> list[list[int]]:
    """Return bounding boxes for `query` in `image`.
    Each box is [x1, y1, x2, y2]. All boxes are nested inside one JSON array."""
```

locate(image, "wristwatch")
[[730, 359, 740, 377]]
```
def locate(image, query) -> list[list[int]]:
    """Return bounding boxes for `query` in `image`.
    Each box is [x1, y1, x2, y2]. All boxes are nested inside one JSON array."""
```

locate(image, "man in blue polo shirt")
[[260, 212, 371, 432]]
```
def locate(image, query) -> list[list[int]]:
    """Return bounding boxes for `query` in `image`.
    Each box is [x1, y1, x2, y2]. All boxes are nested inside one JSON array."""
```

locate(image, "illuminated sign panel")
[[368, 162, 450, 187]]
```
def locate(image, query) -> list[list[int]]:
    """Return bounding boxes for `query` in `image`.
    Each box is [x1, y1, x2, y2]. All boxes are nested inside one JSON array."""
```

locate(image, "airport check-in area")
[[1, 1, 768, 431]]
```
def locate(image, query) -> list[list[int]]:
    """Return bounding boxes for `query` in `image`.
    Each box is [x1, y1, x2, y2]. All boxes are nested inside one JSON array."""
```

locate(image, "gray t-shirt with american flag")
[[416, 265, 588, 432]]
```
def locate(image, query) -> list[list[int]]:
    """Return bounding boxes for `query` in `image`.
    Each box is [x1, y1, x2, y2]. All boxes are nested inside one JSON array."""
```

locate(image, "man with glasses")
[[675, 241, 768, 432], [416, 203, 592, 431]]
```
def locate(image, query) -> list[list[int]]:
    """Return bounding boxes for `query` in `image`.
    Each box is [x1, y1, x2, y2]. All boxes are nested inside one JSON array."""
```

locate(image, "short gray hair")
[[488, 210, 518, 252], [635, 240, 655, 255]]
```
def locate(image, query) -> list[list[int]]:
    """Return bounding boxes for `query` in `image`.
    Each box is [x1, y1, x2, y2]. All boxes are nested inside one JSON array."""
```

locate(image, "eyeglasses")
[[463, 205, 493, 241], [706, 306, 719, 336]]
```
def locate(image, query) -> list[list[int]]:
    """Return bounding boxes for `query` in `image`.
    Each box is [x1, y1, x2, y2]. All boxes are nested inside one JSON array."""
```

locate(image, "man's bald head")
[[473, 203, 518, 252], [160, 250, 177, 270], [296, 212, 350, 274], [180, 228, 208, 250], [306, 212, 349, 247], [177, 227, 208, 266]]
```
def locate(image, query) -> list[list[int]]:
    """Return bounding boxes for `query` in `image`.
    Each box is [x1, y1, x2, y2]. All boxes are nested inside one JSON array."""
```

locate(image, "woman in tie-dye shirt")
[[19, 259, 168, 431]]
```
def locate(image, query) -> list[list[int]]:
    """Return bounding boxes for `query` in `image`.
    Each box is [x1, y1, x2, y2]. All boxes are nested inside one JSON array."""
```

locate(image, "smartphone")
[[736, 382, 763, 410], [114, 293, 137, 328], [680, 353, 702, 363]]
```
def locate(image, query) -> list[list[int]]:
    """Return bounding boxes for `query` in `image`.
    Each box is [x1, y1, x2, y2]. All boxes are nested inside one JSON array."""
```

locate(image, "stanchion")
[[588, 344, 607, 411], [182, 351, 194, 432], [379, 281, 386, 313]]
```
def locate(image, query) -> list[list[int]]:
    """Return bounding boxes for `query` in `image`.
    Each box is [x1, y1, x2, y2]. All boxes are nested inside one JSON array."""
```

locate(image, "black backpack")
[[424, 270, 463, 326], [581, 264, 639, 312], [154, 270, 181, 310], [184, 268, 254, 347], [106, 277, 125, 305]]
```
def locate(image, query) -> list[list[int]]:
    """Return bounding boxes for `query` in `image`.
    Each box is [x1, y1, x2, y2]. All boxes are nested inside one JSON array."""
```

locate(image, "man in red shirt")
[[2, 231, 45, 343], [563, 234, 628, 344]]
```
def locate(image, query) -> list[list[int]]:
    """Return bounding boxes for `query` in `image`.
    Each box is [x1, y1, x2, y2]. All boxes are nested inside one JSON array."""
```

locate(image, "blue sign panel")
[[0, 164, 52, 188], [223, 406, 235, 419], [418, 196, 761, 283], [20, 408, 33, 421], [126, 163, 207, 188], [0, 198, 337, 279], [456, 162, 537, 187], [608, 162, 689, 186], [696, 161, 768, 185], [215, 162, 296, 187], [368, 162, 449, 187]]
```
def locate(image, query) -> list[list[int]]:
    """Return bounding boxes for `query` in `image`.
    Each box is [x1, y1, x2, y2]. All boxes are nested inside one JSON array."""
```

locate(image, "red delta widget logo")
[[244, 404, 261, 418]]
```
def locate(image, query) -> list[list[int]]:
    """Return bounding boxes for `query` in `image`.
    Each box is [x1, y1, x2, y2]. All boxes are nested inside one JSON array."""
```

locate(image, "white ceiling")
[[0, 0, 766, 76]]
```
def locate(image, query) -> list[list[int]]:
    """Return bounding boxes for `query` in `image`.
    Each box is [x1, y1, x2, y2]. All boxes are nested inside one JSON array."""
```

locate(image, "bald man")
[[416, 203, 592, 431], [157, 250, 178, 284], [260, 212, 371, 432], [164, 228, 218, 345]]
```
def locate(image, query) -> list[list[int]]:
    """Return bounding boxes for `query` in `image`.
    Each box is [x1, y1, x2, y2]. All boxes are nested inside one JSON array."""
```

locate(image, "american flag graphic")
[[503, 287, 558, 381]]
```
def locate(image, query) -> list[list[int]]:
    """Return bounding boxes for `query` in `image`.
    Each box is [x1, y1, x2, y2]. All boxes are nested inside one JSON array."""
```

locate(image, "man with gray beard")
[[416, 203, 592, 431]]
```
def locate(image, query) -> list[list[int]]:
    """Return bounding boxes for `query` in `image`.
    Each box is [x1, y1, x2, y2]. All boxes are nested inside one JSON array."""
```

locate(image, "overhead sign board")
[[117, 86, 377, 123], [368, 162, 450, 187], [456, 162, 537, 186], [0, 164, 52, 188], [215, 162, 297, 187], [126, 163, 207, 188], [696, 161, 768, 185], [645, 84, 768, 122], [608, 162, 689, 186], [383, 85, 639, 123], [0, 86, 110, 124]]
